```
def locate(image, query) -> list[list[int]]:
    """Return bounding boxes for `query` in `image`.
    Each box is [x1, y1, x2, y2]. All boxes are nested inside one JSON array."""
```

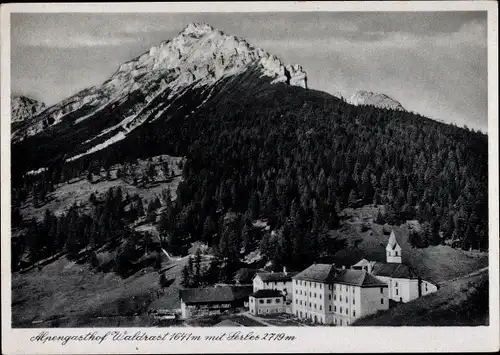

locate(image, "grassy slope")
[[20, 154, 183, 221], [11, 254, 188, 328], [329, 205, 488, 284], [353, 268, 489, 326]]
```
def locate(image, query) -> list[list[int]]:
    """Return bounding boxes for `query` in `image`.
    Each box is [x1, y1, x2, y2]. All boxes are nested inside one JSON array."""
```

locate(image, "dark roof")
[[250, 289, 285, 298], [335, 269, 387, 287], [292, 264, 338, 283], [233, 268, 257, 283], [254, 271, 298, 282], [293, 263, 387, 287], [179, 286, 252, 305], [371, 262, 419, 279]]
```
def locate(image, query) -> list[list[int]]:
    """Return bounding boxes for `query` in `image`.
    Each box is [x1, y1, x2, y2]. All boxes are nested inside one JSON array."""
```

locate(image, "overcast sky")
[[11, 12, 488, 131]]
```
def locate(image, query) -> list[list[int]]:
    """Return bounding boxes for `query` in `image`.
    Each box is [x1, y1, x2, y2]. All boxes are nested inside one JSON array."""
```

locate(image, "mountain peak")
[[348, 90, 405, 111], [11, 95, 46, 123], [12, 23, 307, 141], [181, 22, 216, 37]]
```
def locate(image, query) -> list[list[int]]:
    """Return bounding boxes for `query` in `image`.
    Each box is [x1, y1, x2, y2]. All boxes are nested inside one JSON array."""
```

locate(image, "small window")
[[346, 297, 348, 303], [329, 305, 332, 311], [345, 308, 348, 315], [334, 306, 337, 312], [345, 286, 347, 291], [353, 298, 355, 305], [314, 304, 317, 309], [300, 290, 302, 295], [309, 292, 312, 297], [396, 289, 399, 295], [314, 293, 317, 298], [259, 309, 262, 314], [340, 319, 342, 326], [340, 306, 343, 313], [381, 298, 384, 304], [274, 281, 277, 285], [250, 298, 253, 303], [353, 310, 356, 317], [329, 294, 331, 300], [259, 299, 264, 304], [320, 284, 322, 289], [295, 299, 298, 304], [400, 297, 403, 302], [340, 295, 342, 302], [319, 294, 322, 299], [395, 282, 398, 287], [284, 288, 287, 294], [353, 288, 355, 294], [334, 294, 336, 301], [320, 305, 322, 310], [266, 299, 272, 304], [266, 309, 269, 313], [275, 298, 281, 303], [395, 251, 398, 256], [300, 300, 302, 305], [380, 287, 384, 294], [309, 302, 311, 307]]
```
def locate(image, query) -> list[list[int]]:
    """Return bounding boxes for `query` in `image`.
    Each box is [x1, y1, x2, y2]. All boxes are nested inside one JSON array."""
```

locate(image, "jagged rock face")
[[348, 90, 405, 111], [12, 22, 307, 141], [11, 96, 46, 123]]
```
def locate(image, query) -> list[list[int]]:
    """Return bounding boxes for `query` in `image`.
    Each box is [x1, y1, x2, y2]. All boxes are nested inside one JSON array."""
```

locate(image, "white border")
[[1, 2, 498, 354]]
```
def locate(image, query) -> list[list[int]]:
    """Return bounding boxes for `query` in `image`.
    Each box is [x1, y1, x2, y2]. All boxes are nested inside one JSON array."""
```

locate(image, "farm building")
[[179, 286, 252, 319]]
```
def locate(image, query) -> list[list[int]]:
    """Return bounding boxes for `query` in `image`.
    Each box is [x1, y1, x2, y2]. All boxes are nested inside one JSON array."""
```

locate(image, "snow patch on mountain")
[[348, 90, 405, 111], [11, 96, 46, 123]]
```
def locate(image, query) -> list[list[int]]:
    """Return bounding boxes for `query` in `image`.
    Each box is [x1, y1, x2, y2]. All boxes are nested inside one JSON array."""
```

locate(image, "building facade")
[[179, 286, 252, 319], [252, 267, 298, 303], [248, 289, 286, 315], [292, 263, 389, 326]]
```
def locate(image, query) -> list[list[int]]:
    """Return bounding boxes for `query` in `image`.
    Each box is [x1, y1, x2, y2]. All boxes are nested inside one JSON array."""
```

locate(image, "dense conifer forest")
[[11, 73, 488, 277]]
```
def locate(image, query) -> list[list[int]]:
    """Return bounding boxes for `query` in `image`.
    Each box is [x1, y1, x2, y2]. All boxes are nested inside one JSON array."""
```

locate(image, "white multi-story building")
[[252, 267, 298, 303], [291, 263, 389, 326], [351, 228, 438, 303]]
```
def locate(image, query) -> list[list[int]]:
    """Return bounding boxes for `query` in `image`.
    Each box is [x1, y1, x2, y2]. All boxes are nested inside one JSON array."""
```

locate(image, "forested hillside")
[[11, 71, 488, 277]]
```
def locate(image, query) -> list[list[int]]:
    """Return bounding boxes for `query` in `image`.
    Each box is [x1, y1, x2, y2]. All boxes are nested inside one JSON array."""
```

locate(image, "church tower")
[[386, 230, 402, 263]]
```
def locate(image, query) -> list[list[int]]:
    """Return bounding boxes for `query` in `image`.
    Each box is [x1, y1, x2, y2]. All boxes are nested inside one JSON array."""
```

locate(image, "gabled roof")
[[335, 269, 388, 287], [293, 263, 387, 287], [233, 268, 257, 283], [371, 262, 418, 279], [250, 289, 284, 298], [352, 259, 376, 268], [292, 263, 338, 283], [179, 286, 252, 305], [386, 230, 402, 250], [254, 271, 298, 282]]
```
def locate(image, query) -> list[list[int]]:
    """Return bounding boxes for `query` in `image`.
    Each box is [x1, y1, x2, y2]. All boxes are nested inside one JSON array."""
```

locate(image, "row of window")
[[295, 290, 324, 299], [295, 299, 323, 311], [333, 305, 356, 317], [294, 281, 358, 294], [259, 298, 281, 304], [295, 280, 325, 289], [333, 294, 356, 305]]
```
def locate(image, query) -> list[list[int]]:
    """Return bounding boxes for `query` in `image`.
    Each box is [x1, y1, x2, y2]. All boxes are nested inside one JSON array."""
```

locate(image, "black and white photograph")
[[1, 1, 498, 354]]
